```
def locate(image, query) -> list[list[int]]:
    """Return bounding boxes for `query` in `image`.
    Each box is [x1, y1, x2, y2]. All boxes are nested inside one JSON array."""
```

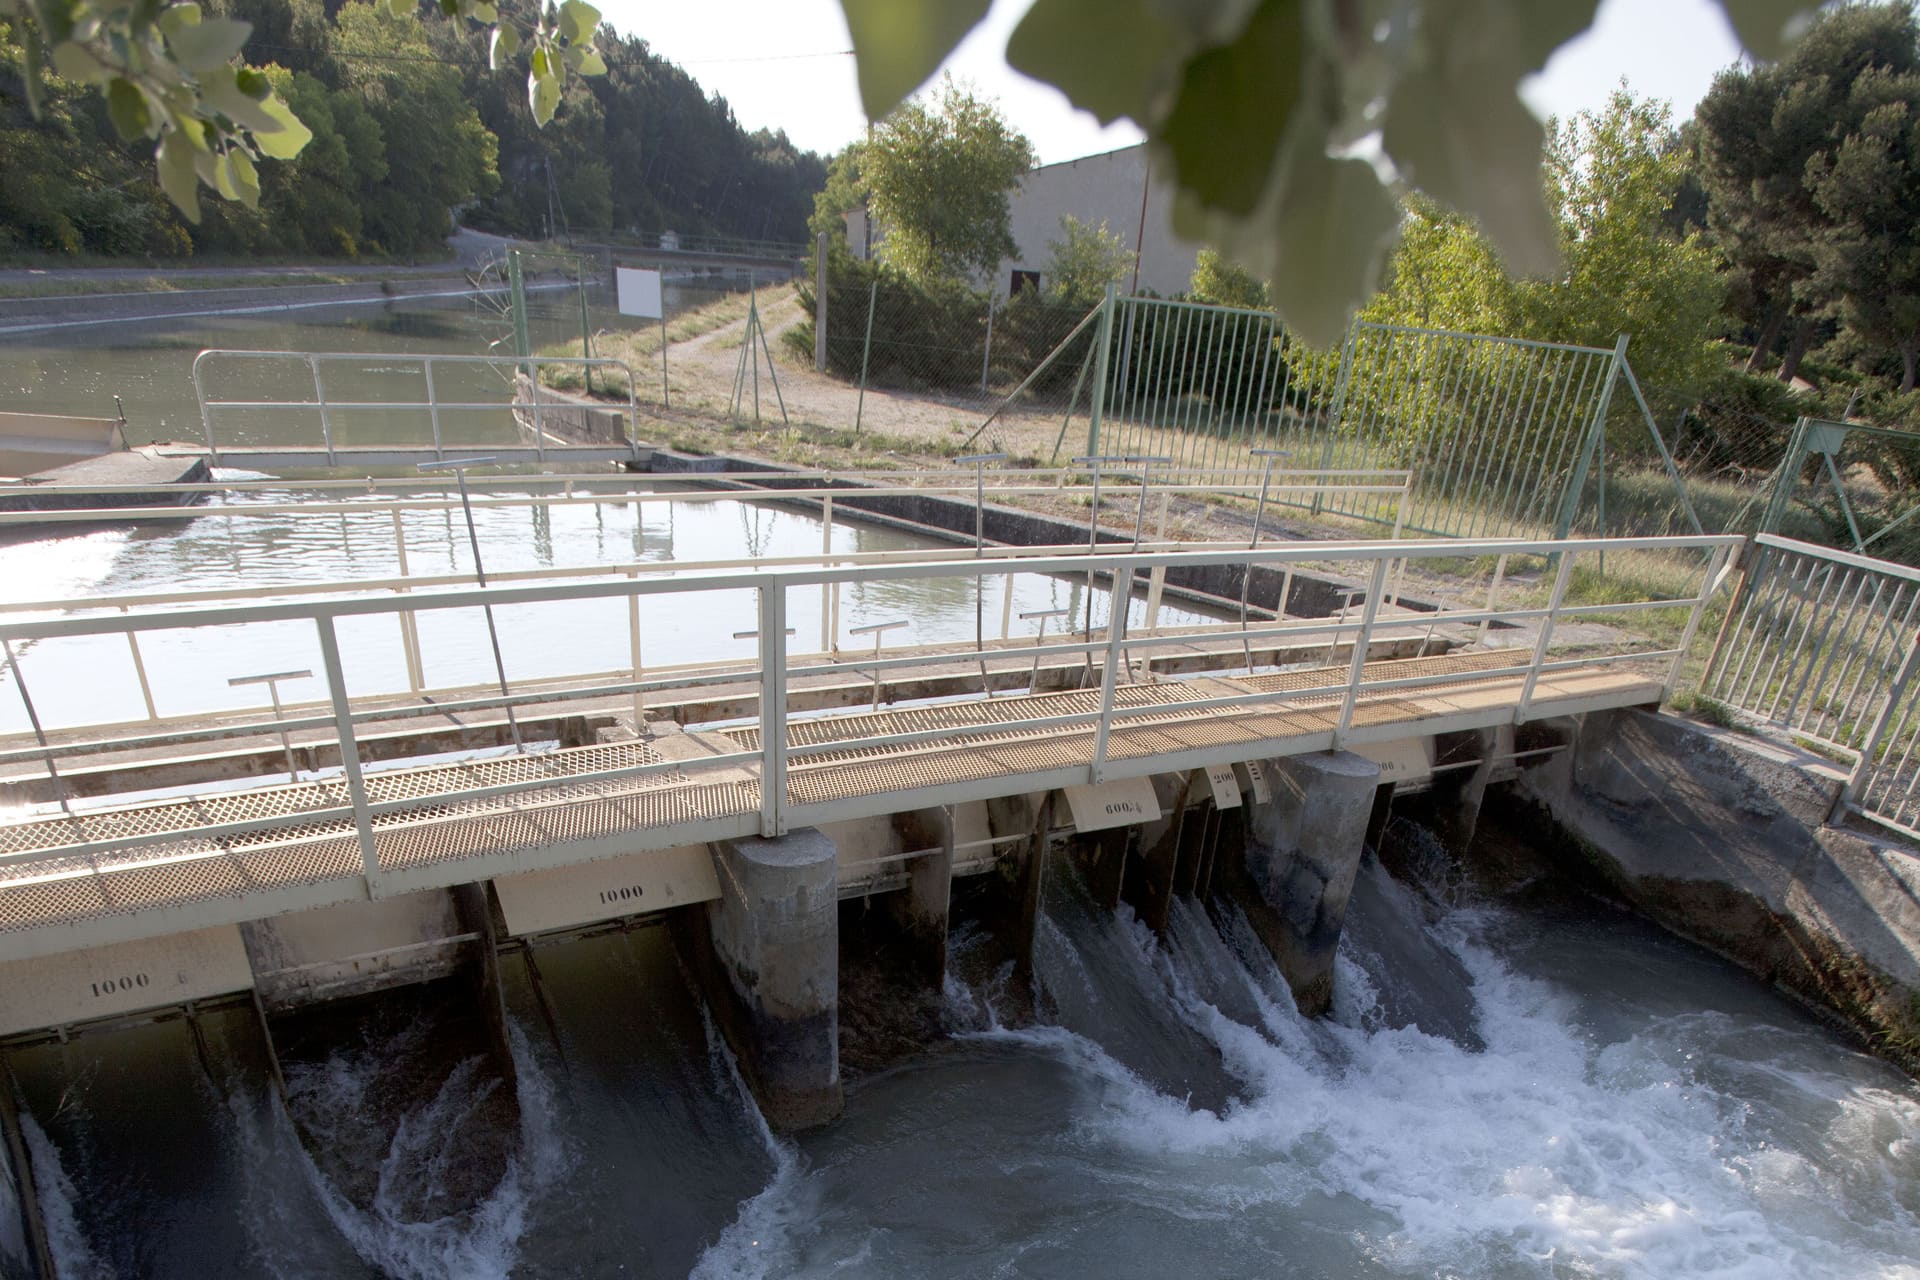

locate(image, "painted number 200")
[[89, 973, 149, 998]]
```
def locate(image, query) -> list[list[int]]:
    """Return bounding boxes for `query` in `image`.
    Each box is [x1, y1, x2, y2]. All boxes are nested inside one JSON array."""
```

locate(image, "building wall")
[[999, 145, 1203, 299]]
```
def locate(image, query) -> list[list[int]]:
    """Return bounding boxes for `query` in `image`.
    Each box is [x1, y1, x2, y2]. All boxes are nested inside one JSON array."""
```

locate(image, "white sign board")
[[616, 267, 663, 319], [0, 926, 254, 1035], [1197, 763, 1242, 809], [1239, 760, 1273, 805], [1061, 777, 1161, 831], [493, 844, 720, 937], [1355, 738, 1434, 786]]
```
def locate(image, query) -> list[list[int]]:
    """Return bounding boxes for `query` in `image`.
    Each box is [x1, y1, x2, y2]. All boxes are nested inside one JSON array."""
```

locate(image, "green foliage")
[[809, 143, 867, 247], [788, 250, 1091, 394], [1042, 215, 1133, 306], [1697, 5, 1920, 381], [833, 0, 1817, 348], [0, 0, 603, 219], [1522, 90, 1725, 399], [861, 75, 1034, 284], [1188, 248, 1268, 311], [0, 0, 827, 258]]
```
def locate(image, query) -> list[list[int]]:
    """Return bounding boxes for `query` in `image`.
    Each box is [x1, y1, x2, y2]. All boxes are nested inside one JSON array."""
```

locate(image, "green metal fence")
[[1758, 417, 1920, 567], [1048, 290, 1691, 540]]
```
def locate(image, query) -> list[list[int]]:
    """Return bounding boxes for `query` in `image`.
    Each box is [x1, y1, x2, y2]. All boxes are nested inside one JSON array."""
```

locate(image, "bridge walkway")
[[0, 646, 1660, 959]]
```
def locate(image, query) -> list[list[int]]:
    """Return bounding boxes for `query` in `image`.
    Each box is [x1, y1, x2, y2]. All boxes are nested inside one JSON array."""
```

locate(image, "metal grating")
[[0, 650, 1661, 938]]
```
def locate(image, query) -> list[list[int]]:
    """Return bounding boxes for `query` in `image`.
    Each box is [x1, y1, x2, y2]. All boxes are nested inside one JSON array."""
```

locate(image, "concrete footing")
[[1227, 751, 1381, 1015], [698, 828, 843, 1131]]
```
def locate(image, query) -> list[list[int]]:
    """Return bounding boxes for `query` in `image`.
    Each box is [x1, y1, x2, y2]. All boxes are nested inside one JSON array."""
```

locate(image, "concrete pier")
[[1229, 751, 1381, 1015], [698, 829, 843, 1130], [887, 808, 955, 987]]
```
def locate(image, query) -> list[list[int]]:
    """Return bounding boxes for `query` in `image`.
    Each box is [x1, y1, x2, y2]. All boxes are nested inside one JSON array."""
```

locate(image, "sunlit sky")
[[601, 0, 1748, 164]]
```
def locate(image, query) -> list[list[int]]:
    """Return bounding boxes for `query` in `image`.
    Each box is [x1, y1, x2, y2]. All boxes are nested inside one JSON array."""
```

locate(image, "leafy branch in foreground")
[[837, 0, 1819, 346], [0, 0, 605, 219]]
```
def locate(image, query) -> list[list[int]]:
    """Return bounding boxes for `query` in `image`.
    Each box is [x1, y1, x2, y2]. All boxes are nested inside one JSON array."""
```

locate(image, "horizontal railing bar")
[[1753, 534, 1920, 587], [0, 804, 360, 867], [0, 536, 1741, 643]]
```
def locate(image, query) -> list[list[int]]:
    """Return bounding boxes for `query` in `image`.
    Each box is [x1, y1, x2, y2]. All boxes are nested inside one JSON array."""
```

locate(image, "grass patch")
[[537, 284, 801, 395], [0, 270, 365, 299]]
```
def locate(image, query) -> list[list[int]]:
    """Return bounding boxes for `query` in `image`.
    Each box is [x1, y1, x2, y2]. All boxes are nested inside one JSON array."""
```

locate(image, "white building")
[[1000, 144, 1203, 298], [843, 143, 1206, 299]]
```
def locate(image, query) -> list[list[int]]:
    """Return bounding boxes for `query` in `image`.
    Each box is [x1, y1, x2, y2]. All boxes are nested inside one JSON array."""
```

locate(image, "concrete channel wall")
[[1512, 708, 1920, 1069]]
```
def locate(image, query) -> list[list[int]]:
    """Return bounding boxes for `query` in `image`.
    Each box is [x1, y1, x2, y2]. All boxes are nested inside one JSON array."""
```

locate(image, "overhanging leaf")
[[167, 16, 251, 74], [51, 41, 111, 84], [107, 78, 153, 141], [489, 24, 519, 71], [252, 95, 312, 158], [156, 130, 200, 220], [838, 0, 990, 119], [1382, 71, 1561, 277], [1718, 0, 1818, 60], [1158, 0, 1304, 216], [574, 48, 607, 77], [1265, 153, 1403, 348], [202, 68, 280, 132], [529, 69, 561, 125], [558, 0, 600, 45], [230, 148, 260, 209], [1006, 0, 1184, 125]]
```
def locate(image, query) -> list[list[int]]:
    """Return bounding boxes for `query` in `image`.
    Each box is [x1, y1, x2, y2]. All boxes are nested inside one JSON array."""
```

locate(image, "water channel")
[[1, 296, 1915, 1278]]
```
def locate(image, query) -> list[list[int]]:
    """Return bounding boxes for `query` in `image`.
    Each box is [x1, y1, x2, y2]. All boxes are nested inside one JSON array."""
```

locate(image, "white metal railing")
[[0, 467, 1417, 724], [1702, 535, 1920, 837], [0, 534, 1737, 894], [190, 349, 645, 464]]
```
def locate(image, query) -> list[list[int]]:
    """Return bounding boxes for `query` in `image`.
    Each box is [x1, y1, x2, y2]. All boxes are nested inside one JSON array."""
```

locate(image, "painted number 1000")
[[89, 973, 149, 999]]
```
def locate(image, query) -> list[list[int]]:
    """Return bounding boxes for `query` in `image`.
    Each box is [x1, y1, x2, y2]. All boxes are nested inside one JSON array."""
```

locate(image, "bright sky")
[[603, 0, 1748, 165]]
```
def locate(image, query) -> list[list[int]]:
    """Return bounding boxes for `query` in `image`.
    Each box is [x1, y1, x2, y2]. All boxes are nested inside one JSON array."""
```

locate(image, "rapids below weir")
[[9, 826, 1920, 1279]]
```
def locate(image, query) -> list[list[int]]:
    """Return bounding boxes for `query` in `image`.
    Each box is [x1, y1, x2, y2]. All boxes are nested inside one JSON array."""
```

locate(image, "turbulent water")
[[11, 847, 1920, 1278]]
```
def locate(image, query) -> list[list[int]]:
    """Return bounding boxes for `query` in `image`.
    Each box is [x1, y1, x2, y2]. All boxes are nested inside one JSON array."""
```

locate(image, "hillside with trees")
[[0, 0, 826, 259]]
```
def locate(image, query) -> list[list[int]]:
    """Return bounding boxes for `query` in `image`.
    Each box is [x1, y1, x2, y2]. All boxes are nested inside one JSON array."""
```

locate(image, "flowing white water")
[[692, 856, 1920, 1279]]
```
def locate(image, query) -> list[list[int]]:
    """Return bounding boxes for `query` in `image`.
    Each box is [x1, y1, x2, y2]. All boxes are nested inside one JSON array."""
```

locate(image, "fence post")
[[1085, 285, 1117, 457], [309, 356, 336, 466], [1553, 333, 1629, 541], [1312, 323, 1359, 515], [981, 297, 995, 393], [1833, 628, 1920, 824], [1332, 558, 1390, 749], [1759, 417, 1812, 538], [1516, 547, 1579, 722], [814, 232, 828, 373], [854, 279, 877, 434], [1698, 535, 1757, 686]]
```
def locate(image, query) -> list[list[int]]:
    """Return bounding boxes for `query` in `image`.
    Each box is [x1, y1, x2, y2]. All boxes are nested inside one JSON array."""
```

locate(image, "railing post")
[[1516, 546, 1579, 722], [1089, 558, 1133, 781], [1759, 417, 1812, 539], [390, 509, 424, 693], [1333, 558, 1391, 749], [1699, 535, 1758, 687], [191, 353, 222, 466], [820, 494, 835, 653], [121, 606, 159, 721], [628, 568, 646, 729], [1085, 285, 1117, 457], [1667, 541, 1732, 696], [422, 358, 445, 460], [309, 355, 337, 466], [758, 583, 789, 836], [314, 615, 382, 897], [1834, 628, 1920, 824], [527, 363, 547, 462]]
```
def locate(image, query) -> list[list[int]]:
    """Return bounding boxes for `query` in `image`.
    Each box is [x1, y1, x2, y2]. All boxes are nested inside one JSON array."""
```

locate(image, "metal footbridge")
[[0, 533, 1738, 962]]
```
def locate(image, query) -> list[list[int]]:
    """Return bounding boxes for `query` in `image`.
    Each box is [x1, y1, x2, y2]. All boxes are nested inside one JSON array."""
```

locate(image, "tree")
[[1521, 90, 1725, 397], [834, 0, 1818, 346], [1696, 3, 1920, 380], [1043, 214, 1134, 304], [1188, 248, 1269, 310], [809, 143, 868, 248], [1805, 67, 1920, 391], [0, 0, 604, 219], [861, 75, 1034, 284]]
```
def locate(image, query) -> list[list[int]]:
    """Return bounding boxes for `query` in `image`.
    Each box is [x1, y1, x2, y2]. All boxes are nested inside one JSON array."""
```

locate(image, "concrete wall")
[[1516, 708, 1920, 1068], [240, 890, 475, 1012]]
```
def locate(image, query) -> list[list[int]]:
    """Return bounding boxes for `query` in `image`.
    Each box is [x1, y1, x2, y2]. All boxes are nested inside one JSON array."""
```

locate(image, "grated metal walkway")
[[0, 649, 1661, 941]]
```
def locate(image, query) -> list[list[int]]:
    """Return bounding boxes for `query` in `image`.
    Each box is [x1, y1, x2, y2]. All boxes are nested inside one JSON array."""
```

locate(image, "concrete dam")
[[0, 467, 1914, 1277]]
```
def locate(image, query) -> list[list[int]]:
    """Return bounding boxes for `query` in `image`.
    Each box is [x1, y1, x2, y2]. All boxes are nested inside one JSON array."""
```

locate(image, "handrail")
[[190, 348, 645, 466], [0, 533, 1736, 905]]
